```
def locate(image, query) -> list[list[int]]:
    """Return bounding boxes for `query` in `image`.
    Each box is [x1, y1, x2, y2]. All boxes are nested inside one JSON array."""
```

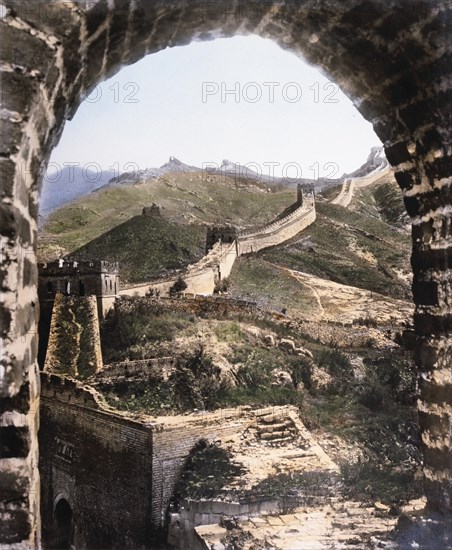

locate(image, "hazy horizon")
[[47, 35, 381, 181]]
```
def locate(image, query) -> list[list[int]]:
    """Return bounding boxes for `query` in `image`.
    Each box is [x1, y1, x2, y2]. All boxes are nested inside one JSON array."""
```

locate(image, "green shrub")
[[362, 354, 417, 406], [214, 322, 245, 342], [216, 386, 303, 409], [103, 376, 176, 413], [340, 459, 423, 505], [214, 277, 230, 293], [172, 439, 246, 502], [315, 348, 353, 378], [289, 355, 313, 390], [356, 385, 384, 411], [100, 310, 192, 361]]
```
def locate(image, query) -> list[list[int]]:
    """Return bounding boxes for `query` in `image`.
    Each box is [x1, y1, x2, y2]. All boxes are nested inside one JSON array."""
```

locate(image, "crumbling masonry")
[[0, 1, 450, 546]]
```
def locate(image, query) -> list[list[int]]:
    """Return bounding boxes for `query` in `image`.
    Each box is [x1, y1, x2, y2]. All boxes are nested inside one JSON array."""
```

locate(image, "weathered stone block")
[[86, 0, 109, 36], [0, 22, 54, 74], [84, 30, 108, 88], [400, 100, 430, 133], [0, 158, 17, 199], [0, 503, 31, 544], [0, 119, 23, 156], [0, 70, 38, 115]]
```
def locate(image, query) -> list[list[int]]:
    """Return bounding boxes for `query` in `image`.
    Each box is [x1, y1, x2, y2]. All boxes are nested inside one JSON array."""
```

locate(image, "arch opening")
[[49, 498, 73, 550], [0, 3, 451, 548]]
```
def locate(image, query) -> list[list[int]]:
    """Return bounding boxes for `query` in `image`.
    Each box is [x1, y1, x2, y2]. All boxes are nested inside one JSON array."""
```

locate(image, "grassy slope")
[[227, 257, 318, 317], [70, 215, 206, 284], [40, 170, 411, 299], [352, 179, 410, 228], [38, 172, 295, 260], [98, 309, 421, 505], [229, 201, 412, 302]]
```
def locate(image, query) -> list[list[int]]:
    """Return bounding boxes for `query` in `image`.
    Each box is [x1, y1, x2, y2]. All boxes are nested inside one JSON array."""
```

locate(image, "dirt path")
[[283, 267, 413, 324]]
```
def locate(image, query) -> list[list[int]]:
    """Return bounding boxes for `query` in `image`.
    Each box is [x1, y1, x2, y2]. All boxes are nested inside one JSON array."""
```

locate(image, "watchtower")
[[206, 226, 239, 253], [38, 259, 119, 368]]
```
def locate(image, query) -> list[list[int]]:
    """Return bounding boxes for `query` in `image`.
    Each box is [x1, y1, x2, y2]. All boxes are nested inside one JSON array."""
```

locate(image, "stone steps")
[[257, 420, 294, 432], [259, 430, 294, 441], [250, 411, 301, 446]]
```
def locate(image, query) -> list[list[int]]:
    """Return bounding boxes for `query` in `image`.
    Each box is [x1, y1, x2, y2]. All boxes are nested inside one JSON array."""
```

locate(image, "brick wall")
[[121, 199, 315, 298], [238, 197, 316, 255], [151, 409, 260, 530], [39, 373, 277, 546], [1, 1, 451, 544], [331, 166, 392, 208], [112, 295, 284, 326], [39, 374, 154, 548]]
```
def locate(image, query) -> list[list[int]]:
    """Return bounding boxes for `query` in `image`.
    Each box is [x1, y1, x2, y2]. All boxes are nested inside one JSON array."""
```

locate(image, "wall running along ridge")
[[0, 1, 450, 545], [238, 195, 316, 255], [121, 197, 316, 297], [330, 164, 393, 208]]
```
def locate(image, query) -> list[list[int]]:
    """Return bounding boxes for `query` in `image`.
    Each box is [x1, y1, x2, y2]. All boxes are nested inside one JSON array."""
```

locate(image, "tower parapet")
[[38, 258, 119, 301]]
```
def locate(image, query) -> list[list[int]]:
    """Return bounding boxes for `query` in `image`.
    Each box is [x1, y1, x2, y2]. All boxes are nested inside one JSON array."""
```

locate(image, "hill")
[[227, 203, 411, 318], [38, 159, 412, 305], [227, 170, 411, 308], [69, 214, 206, 284], [38, 170, 296, 261], [40, 153, 422, 538]]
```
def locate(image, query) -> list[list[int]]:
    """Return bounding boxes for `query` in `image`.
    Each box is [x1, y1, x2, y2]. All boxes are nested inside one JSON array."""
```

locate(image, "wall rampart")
[[120, 199, 315, 298], [39, 373, 155, 548], [113, 295, 285, 324], [331, 166, 391, 208], [40, 372, 296, 544], [94, 357, 176, 384], [43, 294, 103, 378], [238, 201, 316, 255], [120, 241, 238, 297]]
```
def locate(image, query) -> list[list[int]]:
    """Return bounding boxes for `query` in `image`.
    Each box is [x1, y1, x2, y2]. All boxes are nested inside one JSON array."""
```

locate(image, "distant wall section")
[[330, 166, 391, 208], [238, 197, 316, 255], [120, 241, 238, 297], [121, 195, 316, 298]]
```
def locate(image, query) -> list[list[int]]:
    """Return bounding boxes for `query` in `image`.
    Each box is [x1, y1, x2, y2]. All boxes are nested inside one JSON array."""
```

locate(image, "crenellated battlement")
[[40, 372, 109, 410], [39, 258, 119, 275]]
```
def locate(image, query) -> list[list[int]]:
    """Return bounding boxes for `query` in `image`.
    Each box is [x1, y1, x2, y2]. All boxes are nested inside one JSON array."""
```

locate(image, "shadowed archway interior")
[[0, 1, 450, 546]]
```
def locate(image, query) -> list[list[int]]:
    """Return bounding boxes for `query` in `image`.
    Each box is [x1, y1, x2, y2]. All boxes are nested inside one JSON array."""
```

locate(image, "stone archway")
[[49, 496, 73, 550], [0, 1, 450, 546]]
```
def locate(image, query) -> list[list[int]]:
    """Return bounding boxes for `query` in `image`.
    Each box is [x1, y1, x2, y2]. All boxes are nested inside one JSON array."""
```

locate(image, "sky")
[[49, 35, 381, 179]]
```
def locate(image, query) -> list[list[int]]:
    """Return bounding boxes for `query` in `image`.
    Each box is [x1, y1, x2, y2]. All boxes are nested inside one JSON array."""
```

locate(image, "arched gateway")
[[0, 1, 450, 546]]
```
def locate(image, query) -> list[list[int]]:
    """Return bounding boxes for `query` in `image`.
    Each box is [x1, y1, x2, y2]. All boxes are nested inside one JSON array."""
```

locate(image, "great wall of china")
[[330, 162, 392, 208], [3, 3, 450, 544], [120, 192, 316, 297], [40, 371, 322, 548]]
